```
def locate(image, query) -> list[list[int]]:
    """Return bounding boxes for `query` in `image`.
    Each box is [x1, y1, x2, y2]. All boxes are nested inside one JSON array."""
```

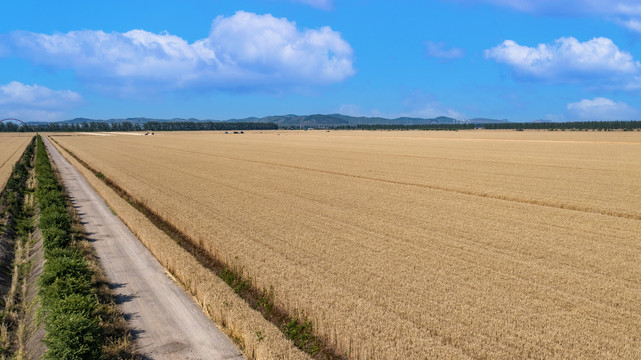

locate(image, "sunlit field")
[[53, 130, 641, 359], [0, 134, 34, 192]]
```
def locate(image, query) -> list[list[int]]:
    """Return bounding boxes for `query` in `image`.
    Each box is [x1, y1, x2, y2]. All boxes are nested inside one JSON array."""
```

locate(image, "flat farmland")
[[53, 130, 641, 359], [0, 134, 33, 192]]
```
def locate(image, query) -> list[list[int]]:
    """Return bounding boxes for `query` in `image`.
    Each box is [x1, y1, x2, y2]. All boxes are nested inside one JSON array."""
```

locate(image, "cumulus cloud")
[[0, 81, 82, 121], [566, 97, 638, 120], [2, 11, 354, 94], [485, 37, 641, 88], [424, 41, 465, 60]]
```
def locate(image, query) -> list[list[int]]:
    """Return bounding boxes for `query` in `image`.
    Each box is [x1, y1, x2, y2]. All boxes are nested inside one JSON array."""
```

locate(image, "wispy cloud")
[[449, 0, 641, 16], [450, 0, 641, 34], [0, 81, 82, 121], [485, 37, 641, 89], [616, 18, 641, 34], [401, 90, 465, 119], [2, 11, 354, 95], [424, 41, 465, 60], [338, 90, 465, 120], [291, 0, 333, 10], [566, 97, 638, 120]]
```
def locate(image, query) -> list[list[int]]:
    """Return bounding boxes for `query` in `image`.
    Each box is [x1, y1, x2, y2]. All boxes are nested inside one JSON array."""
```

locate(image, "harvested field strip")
[[52, 137, 340, 359], [0, 135, 33, 196], [52, 131, 641, 359], [115, 141, 641, 220], [98, 133, 641, 221]]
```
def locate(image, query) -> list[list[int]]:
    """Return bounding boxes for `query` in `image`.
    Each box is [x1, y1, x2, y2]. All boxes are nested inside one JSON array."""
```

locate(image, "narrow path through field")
[[43, 136, 245, 360]]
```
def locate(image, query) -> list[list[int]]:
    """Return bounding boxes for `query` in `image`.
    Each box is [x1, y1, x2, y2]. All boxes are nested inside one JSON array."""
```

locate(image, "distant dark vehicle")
[[225, 131, 228, 134], [233, 131, 239, 134], [240, 131, 244, 134]]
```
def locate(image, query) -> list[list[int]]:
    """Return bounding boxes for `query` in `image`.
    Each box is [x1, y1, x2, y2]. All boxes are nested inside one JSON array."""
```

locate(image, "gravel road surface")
[[44, 136, 244, 360]]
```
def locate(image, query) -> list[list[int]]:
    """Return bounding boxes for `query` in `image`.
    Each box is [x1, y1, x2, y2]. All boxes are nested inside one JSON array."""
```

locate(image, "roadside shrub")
[[40, 205, 71, 231], [35, 136, 105, 360], [41, 226, 71, 250], [43, 294, 104, 360], [40, 250, 92, 288], [38, 190, 66, 209], [40, 277, 94, 310]]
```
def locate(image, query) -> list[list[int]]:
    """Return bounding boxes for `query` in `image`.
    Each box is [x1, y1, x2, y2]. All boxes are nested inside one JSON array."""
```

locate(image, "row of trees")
[[334, 124, 475, 131], [142, 121, 277, 131], [2, 120, 640, 132], [0, 121, 278, 132], [481, 120, 641, 131], [337, 121, 641, 131]]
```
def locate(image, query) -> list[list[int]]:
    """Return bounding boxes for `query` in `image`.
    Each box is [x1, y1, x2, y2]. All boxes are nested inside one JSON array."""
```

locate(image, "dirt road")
[[43, 137, 245, 360]]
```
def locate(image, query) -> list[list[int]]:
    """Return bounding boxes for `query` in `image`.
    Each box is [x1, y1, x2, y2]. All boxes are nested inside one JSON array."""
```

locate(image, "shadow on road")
[[115, 293, 138, 304]]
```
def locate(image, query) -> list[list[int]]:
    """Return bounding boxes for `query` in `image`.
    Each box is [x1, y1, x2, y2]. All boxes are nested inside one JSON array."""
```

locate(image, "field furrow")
[[53, 130, 641, 359]]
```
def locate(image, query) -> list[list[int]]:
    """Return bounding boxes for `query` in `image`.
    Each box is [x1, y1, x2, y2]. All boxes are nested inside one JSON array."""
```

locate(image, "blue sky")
[[2, 0, 641, 122]]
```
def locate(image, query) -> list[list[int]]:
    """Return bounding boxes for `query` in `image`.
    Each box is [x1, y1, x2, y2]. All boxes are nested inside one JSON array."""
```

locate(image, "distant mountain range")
[[26, 114, 510, 127]]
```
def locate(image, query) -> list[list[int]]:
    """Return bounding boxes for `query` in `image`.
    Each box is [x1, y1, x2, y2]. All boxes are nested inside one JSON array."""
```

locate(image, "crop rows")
[[0, 135, 33, 197], [52, 130, 641, 359]]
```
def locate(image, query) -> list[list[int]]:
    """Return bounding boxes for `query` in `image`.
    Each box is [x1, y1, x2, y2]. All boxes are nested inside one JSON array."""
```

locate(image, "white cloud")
[[0, 81, 82, 121], [450, 0, 641, 34], [424, 41, 465, 60], [402, 104, 465, 120], [291, 0, 333, 10], [338, 92, 465, 120], [617, 18, 641, 33], [485, 37, 641, 88], [401, 90, 465, 120], [338, 104, 363, 116], [566, 97, 638, 120], [0, 81, 81, 108], [3, 11, 354, 94], [451, 0, 641, 16]]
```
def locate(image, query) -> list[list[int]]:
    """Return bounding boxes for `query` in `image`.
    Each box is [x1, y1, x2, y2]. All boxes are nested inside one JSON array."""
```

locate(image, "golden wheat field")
[[52, 130, 641, 359], [0, 134, 33, 192]]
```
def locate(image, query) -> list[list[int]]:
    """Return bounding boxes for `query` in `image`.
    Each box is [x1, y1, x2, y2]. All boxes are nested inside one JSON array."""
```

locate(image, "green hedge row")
[[35, 136, 105, 360]]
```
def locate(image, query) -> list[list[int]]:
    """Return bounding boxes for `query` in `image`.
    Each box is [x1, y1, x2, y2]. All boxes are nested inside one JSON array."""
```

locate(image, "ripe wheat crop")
[[53, 130, 641, 359], [0, 134, 34, 193]]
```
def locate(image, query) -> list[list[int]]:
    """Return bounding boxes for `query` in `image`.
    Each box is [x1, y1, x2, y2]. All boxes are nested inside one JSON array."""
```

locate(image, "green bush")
[[43, 294, 104, 360], [40, 278, 94, 309], [38, 190, 66, 209], [40, 250, 92, 288], [41, 226, 71, 250], [40, 205, 71, 230]]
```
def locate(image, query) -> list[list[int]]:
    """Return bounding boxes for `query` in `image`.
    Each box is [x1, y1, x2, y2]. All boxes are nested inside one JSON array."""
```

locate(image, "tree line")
[[0, 121, 278, 132], [2, 120, 640, 132], [334, 124, 475, 130], [481, 120, 641, 131]]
